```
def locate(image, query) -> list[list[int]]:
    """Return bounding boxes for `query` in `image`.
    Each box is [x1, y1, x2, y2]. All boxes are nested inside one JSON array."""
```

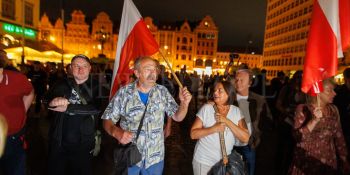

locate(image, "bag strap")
[[135, 104, 148, 142], [65, 79, 96, 127], [213, 104, 228, 165], [66, 79, 89, 105]]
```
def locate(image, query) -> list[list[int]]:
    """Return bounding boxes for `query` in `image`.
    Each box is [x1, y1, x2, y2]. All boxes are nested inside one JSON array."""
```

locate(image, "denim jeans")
[[128, 160, 164, 175], [235, 145, 256, 175], [0, 135, 26, 175]]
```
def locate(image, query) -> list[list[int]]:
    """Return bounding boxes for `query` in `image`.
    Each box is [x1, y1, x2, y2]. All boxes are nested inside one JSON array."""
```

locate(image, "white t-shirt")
[[193, 104, 244, 166], [236, 94, 253, 146]]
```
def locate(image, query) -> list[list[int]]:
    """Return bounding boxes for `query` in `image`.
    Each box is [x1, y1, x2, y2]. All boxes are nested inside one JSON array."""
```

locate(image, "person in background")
[[190, 71, 201, 111], [0, 49, 34, 175], [275, 71, 306, 174], [233, 65, 273, 175], [27, 61, 48, 114], [191, 80, 249, 175], [334, 68, 350, 154], [156, 64, 176, 138], [45, 54, 101, 175], [288, 78, 350, 175]]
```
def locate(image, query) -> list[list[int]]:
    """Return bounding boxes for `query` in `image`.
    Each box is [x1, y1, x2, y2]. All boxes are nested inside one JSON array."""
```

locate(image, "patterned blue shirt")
[[101, 81, 178, 168]]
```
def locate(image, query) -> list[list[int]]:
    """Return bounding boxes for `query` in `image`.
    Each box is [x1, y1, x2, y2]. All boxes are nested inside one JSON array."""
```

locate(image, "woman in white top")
[[191, 81, 249, 175]]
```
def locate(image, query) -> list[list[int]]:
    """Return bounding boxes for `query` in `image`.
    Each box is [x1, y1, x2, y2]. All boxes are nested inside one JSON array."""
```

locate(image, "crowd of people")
[[0, 49, 350, 175]]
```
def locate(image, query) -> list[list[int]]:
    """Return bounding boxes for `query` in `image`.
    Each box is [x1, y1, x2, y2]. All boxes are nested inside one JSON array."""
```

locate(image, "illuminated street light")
[[95, 26, 110, 55]]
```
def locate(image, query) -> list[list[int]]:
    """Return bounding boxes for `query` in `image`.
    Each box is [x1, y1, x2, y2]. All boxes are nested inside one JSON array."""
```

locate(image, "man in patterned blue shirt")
[[102, 56, 192, 175]]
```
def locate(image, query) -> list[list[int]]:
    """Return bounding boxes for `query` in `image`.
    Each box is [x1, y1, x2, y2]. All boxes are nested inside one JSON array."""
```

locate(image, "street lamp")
[[95, 27, 110, 56]]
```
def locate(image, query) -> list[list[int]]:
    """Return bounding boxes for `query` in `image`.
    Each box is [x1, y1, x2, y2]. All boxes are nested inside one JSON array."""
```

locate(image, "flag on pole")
[[301, 0, 350, 94], [110, 0, 159, 98]]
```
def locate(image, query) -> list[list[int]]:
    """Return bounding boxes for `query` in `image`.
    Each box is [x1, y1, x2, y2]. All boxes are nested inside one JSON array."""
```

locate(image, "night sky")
[[40, 0, 267, 53]]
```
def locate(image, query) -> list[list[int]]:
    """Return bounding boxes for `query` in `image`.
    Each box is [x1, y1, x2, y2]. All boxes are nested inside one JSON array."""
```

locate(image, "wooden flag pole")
[[158, 50, 183, 88]]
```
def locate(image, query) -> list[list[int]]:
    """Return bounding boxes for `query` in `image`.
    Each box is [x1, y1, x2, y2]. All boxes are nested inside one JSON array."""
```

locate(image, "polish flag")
[[301, 0, 350, 94], [110, 0, 159, 98]]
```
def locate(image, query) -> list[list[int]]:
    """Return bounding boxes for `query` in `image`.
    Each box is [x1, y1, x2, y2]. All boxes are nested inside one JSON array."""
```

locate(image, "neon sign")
[[2, 23, 37, 38]]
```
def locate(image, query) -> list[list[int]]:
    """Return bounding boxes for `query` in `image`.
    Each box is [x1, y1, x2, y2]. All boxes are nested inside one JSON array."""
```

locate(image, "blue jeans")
[[128, 160, 164, 175], [235, 145, 255, 175], [0, 135, 26, 175]]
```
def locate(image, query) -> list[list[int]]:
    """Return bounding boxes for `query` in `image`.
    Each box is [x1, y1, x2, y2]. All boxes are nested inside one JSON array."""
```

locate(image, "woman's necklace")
[[217, 105, 229, 116]]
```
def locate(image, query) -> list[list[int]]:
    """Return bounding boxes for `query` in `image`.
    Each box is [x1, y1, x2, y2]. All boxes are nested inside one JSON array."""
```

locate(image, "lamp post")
[[21, 0, 25, 65], [96, 27, 110, 56]]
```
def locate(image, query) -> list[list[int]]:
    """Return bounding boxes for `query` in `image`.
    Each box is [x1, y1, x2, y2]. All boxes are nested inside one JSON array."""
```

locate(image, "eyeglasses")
[[142, 66, 159, 73]]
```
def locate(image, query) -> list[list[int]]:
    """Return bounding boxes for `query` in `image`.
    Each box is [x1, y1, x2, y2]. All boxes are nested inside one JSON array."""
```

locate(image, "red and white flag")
[[110, 0, 159, 98], [301, 0, 350, 94]]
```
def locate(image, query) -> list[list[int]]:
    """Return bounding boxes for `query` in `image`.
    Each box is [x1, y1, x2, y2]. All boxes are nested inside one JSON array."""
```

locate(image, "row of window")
[[195, 59, 213, 67], [264, 44, 306, 56], [197, 33, 216, 39], [265, 31, 309, 48], [265, 18, 310, 39], [197, 41, 214, 47], [176, 54, 192, 61], [177, 37, 193, 44], [2, 0, 34, 26], [263, 57, 303, 67], [268, 0, 309, 12], [176, 45, 192, 51], [238, 57, 258, 61], [196, 50, 214, 56], [266, 5, 312, 30], [267, 0, 310, 20]]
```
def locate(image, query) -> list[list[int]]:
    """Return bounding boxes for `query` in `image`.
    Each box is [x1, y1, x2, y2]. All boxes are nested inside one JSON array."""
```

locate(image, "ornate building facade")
[[146, 15, 219, 74], [38, 11, 262, 74], [39, 10, 117, 60]]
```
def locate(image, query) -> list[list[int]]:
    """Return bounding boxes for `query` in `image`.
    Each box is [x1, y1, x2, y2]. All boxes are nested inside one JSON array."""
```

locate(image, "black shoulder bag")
[[113, 105, 148, 175]]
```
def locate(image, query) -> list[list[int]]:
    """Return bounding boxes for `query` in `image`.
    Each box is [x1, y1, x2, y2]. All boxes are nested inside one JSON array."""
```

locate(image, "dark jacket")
[[44, 77, 101, 146], [233, 92, 273, 149]]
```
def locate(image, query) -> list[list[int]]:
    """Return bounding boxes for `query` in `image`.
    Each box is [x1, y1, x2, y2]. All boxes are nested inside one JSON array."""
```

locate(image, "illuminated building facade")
[[0, 0, 40, 41], [216, 51, 263, 71], [39, 10, 117, 60], [263, 0, 313, 79], [0, 0, 42, 63], [146, 15, 218, 74]]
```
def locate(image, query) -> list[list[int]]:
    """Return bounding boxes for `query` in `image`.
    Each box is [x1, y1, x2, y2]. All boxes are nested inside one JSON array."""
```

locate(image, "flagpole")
[[158, 51, 183, 88]]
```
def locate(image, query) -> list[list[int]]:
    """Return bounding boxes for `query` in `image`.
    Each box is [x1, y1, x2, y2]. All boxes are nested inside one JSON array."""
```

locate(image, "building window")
[[182, 37, 187, 44], [25, 2, 34, 26], [196, 59, 203, 66], [181, 55, 186, 60], [205, 60, 213, 67], [2, 0, 15, 20], [298, 57, 302, 65]]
